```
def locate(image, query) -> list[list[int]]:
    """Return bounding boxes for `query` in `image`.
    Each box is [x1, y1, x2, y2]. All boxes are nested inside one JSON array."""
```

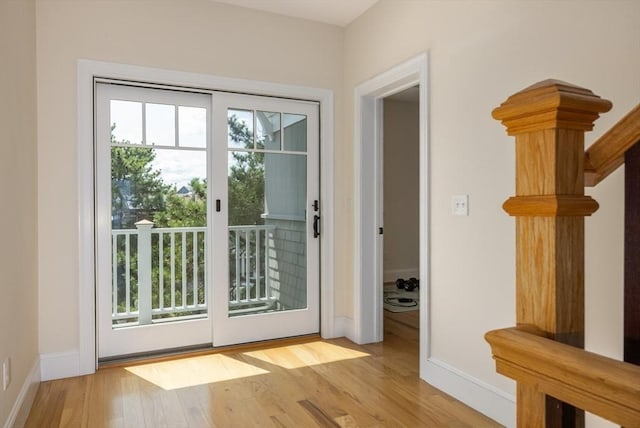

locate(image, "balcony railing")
[[228, 224, 278, 315], [111, 221, 276, 326]]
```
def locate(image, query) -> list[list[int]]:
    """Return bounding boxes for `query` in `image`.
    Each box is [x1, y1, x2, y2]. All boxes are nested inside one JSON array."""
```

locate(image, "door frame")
[[352, 53, 429, 376], [77, 60, 335, 374]]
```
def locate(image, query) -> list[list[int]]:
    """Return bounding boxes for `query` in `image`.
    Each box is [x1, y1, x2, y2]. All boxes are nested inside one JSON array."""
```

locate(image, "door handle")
[[313, 215, 320, 238]]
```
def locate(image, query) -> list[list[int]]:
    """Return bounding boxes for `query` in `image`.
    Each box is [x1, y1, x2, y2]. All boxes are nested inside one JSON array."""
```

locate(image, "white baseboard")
[[332, 316, 353, 340], [40, 351, 79, 382], [383, 268, 419, 283], [4, 358, 40, 428], [422, 358, 515, 427]]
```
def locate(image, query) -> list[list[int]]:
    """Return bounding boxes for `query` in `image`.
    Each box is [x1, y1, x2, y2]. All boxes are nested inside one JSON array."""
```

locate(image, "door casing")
[[352, 53, 430, 379], [77, 60, 335, 374]]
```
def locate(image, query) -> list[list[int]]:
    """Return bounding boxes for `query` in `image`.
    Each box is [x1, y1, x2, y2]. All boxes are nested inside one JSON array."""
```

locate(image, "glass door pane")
[[227, 110, 308, 316]]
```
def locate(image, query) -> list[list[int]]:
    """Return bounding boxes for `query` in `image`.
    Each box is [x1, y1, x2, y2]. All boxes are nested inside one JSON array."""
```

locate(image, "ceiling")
[[213, 0, 379, 27]]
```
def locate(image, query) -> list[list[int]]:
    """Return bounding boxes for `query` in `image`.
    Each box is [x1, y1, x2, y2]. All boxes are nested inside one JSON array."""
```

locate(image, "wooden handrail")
[[486, 327, 640, 427], [584, 103, 640, 186]]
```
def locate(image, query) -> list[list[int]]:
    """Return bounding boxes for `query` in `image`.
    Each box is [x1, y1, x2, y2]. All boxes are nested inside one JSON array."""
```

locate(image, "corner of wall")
[[3, 358, 40, 428], [332, 316, 355, 340], [40, 351, 80, 382]]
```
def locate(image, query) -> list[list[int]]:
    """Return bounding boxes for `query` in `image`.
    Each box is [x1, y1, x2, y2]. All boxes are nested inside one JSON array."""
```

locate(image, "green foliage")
[[111, 118, 266, 230], [227, 114, 265, 226], [111, 126, 170, 229], [110, 116, 266, 321], [153, 178, 207, 228]]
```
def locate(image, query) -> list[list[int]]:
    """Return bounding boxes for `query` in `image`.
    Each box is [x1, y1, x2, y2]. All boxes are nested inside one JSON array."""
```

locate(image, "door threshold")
[[98, 333, 320, 369]]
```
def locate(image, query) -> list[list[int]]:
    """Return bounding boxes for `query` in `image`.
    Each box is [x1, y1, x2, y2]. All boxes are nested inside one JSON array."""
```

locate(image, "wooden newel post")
[[492, 80, 612, 427]]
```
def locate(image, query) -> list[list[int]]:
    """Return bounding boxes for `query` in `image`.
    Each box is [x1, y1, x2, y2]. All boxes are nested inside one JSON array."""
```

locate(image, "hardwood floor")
[[26, 311, 500, 427]]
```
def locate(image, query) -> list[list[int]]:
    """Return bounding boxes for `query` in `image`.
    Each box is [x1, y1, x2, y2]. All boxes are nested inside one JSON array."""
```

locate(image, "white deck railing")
[[111, 221, 276, 326], [228, 225, 277, 315]]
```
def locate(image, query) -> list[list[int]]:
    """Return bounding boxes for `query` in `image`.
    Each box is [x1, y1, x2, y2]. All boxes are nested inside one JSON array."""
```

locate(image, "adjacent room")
[[382, 86, 421, 348]]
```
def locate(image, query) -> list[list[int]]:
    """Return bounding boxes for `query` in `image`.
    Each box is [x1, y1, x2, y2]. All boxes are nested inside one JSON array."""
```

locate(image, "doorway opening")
[[381, 87, 420, 347], [353, 53, 429, 379]]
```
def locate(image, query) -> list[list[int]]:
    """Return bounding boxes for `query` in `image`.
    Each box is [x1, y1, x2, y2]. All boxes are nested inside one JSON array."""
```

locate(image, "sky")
[[111, 100, 209, 188], [109, 100, 299, 189]]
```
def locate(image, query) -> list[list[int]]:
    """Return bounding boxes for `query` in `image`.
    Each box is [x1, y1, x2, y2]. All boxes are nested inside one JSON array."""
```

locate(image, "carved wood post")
[[493, 80, 611, 427]]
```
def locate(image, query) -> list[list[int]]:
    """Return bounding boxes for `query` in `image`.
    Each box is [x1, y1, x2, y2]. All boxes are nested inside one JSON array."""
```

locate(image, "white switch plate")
[[452, 195, 469, 216], [2, 357, 10, 391]]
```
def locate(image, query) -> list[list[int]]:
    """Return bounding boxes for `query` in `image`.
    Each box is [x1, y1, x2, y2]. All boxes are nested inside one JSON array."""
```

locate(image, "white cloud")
[[152, 149, 207, 189]]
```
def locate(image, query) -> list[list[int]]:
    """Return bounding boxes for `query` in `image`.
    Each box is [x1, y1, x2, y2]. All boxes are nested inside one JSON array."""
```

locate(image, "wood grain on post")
[[491, 80, 612, 427]]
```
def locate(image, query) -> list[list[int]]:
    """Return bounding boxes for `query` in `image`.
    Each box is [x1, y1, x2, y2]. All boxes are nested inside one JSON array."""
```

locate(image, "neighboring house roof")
[[177, 186, 191, 195]]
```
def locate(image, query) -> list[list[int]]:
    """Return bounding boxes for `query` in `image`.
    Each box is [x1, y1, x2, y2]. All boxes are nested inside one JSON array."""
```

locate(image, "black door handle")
[[313, 215, 320, 238]]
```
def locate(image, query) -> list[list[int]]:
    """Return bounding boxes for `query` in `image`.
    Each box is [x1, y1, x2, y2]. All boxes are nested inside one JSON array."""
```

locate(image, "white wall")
[[344, 0, 639, 425], [35, 0, 343, 359], [0, 0, 39, 425], [383, 98, 419, 280]]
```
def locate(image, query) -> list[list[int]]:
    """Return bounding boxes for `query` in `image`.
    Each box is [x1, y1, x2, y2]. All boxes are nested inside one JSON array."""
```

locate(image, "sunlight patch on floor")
[[125, 354, 269, 390], [243, 340, 370, 369]]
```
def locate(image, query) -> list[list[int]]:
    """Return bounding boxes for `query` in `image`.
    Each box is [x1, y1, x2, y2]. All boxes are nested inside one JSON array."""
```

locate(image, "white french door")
[[96, 83, 213, 359], [211, 93, 320, 347], [96, 82, 320, 359]]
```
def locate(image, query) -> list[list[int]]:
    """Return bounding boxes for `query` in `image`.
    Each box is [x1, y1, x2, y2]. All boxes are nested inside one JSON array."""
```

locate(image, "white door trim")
[[352, 53, 430, 376], [77, 60, 335, 375]]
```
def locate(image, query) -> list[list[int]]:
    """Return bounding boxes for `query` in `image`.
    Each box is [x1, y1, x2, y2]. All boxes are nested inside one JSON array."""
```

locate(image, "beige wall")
[[383, 98, 419, 278], [344, 0, 640, 422], [0, 0, 39, 424], [36, 0, 344, 355]]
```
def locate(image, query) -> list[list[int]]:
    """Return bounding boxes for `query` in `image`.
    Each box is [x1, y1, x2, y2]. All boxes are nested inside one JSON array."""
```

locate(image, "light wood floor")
[[26, 311, 500, 427]]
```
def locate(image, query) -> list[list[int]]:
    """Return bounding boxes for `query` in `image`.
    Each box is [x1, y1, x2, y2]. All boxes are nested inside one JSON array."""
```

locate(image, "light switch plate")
[[452, 195, 469, 216]]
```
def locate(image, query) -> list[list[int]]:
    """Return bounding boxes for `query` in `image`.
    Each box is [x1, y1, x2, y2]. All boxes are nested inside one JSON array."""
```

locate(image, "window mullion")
[[141, 102, 147, 145], [175, 105, 180, 148]]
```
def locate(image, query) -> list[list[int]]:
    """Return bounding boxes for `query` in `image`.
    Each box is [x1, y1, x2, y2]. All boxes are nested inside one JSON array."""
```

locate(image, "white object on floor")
[[383, 285, 419, 313]]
